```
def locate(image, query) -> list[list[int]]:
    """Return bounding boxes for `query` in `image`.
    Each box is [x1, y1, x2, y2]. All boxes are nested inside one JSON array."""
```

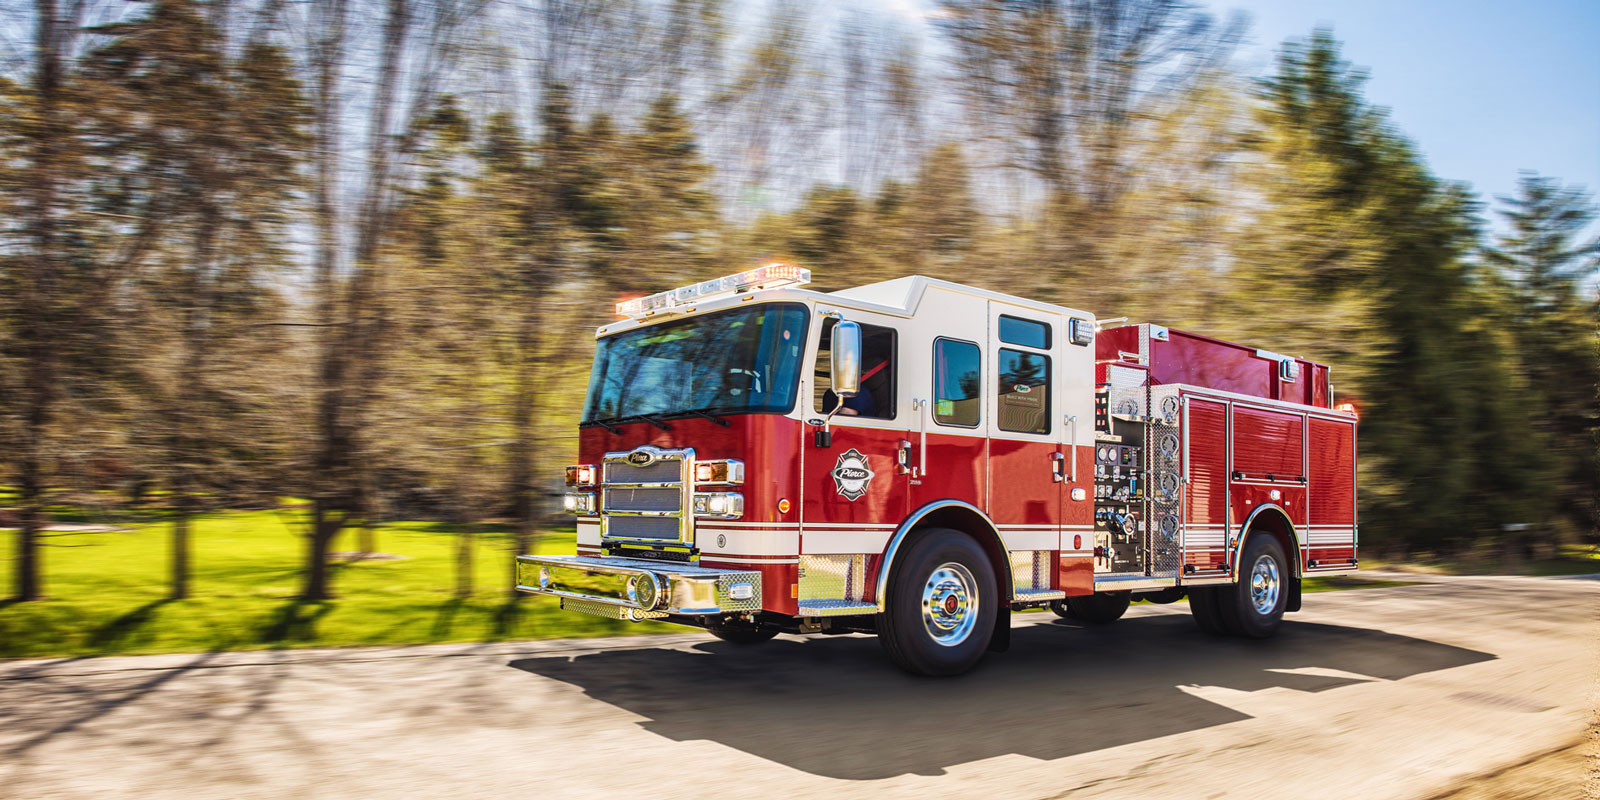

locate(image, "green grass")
[[1301, 575, 1423, 592], [0, 508, 678, 660], [1359, 544, 1600, 578]]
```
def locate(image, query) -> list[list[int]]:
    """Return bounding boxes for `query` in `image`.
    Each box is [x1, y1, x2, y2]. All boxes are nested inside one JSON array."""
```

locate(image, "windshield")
[[583, 303, 810, 424]]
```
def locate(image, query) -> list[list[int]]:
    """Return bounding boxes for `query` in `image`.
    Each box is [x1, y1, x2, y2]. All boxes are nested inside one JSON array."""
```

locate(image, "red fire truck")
[[516, 265, 1359, 675]]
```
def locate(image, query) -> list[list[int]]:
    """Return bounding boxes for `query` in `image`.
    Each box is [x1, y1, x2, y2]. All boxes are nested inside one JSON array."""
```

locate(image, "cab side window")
[[997, 348, 1050, 434], [816, 318, 897, 420], [933, 338, 981, 427]]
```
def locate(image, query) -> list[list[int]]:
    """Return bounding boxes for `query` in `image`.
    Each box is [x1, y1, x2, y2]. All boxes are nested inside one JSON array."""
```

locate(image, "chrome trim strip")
[[875, 500, 1013, 612]]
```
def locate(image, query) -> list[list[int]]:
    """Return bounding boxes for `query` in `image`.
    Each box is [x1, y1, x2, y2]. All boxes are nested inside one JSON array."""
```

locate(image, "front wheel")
[[877, 528, 998, 676]]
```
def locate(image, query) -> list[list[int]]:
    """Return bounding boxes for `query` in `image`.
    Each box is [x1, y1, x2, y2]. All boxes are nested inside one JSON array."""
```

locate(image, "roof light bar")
[[615, 264, 811, 318]]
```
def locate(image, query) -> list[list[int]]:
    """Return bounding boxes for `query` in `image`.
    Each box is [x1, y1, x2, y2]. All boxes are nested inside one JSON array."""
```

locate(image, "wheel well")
[[879, 503, 1011, 608], [1239, 507, 1301, 578]]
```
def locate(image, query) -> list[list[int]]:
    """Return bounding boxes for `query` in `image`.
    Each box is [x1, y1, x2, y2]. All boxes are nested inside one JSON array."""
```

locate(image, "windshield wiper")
[[587, 418, 623, 434], [682, 408, 731, 427], [620, 413, 674, 432]]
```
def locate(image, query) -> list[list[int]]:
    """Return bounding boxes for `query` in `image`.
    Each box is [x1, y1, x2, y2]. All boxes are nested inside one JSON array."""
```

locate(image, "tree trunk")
[[456, 521, 474, 598], [170, 507, 190, 600], [302, 0, 350, 602], [15, 0, 70, 602]]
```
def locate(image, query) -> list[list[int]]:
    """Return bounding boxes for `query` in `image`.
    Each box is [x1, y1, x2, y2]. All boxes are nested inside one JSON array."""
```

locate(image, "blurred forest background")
[[0, 0, 1595, 607]]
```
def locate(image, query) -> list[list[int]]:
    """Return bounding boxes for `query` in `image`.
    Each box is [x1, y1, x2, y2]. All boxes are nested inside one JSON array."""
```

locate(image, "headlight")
[[693, 459, 745, 485], [561, 492, 595, 515], [565, 464, 597, 487], [692, 491, 744, 519]]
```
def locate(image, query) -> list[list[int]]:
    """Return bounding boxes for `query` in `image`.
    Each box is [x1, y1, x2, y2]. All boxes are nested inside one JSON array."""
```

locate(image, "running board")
[[797, 599, 878, 617], [1013, 588, 1066, 602]]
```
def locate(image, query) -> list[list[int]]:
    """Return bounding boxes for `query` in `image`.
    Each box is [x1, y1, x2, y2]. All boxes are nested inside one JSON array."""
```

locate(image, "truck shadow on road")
[[509, 614, 1494, 780]]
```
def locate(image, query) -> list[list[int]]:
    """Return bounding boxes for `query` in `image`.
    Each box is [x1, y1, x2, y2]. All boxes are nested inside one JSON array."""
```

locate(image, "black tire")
[[1047, 599, 1076, 619], [704, 618, 779, 644], [1065, 591, 1131, 624], [876, 528, 998, 676], [1188, 585, 1231, 635], [1213, 535, 1290, 638]]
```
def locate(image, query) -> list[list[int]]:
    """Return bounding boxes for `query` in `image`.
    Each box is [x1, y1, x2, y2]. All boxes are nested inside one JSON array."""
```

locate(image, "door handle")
[[1065, 414, 1078, 483], [897, 439, 912, 475], [1051, 452, 1065, 483], [913, 399, 928, 477]]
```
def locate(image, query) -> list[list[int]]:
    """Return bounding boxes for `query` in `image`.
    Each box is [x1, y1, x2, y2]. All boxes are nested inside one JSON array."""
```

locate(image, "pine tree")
[[1241, 30, 1545, 554], [1488, 173, 1600, 545]]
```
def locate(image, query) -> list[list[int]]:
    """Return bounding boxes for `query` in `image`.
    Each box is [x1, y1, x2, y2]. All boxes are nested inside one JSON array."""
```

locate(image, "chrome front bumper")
[[514, 554, 762, 621]]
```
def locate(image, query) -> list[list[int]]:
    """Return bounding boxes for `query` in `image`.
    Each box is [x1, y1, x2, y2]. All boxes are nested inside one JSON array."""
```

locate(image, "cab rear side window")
[[933, 338, 981, 427], [997, 348, 1050, 434]]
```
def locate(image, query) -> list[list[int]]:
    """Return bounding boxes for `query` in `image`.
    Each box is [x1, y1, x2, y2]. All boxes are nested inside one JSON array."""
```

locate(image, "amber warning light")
[[615, 264, 811, 318], [1335, 402, 1360, 419]]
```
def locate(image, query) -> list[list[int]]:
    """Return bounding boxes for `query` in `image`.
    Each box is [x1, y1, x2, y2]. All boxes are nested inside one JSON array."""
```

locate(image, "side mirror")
[[830, 320, 862, 399]]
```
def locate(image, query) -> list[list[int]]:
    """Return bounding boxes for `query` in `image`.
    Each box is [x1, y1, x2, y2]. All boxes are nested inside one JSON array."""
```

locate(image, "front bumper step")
[[515, 554, 762, 620]]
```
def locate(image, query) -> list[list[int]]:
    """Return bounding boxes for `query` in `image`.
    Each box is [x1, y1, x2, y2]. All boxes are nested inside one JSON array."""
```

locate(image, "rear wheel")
[[877, 528, 998, 676], [704, 618, 779, 644], [1047, 599, 1076, 619], [1192, 535, 1289, 638], [1065, 591, 1131, 624], [1217, 535, 1289, 637]]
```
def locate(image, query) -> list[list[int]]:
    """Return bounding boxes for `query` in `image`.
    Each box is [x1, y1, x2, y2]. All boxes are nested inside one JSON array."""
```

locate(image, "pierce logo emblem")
[[831, 448, 875, 501], [626, 449, 656, 467]]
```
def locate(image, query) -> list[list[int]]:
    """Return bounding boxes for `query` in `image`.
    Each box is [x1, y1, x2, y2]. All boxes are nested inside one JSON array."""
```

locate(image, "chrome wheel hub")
[[922, 562, 978, 647], [1249, 554, 1281, 615]]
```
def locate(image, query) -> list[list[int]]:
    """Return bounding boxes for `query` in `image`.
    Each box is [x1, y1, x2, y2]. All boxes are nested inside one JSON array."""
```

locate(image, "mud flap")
[[988, 606, 1011, 652], [1286, 577, 1302, 612]]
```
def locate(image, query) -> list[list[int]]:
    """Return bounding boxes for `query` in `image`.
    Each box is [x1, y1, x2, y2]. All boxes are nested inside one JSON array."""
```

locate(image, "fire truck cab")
[[516, 266, 1359, 676]]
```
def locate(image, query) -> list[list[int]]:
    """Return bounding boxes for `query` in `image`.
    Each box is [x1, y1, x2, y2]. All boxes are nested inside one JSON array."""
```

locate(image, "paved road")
[[2, 573, 1596, 799]]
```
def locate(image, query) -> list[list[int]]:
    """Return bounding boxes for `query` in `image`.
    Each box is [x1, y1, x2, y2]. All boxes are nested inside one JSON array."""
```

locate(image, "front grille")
[[605, 516, 682, 540], [601, 446, 692, 545], [604, 487, 681, 513], [604, 459, 681, 484]]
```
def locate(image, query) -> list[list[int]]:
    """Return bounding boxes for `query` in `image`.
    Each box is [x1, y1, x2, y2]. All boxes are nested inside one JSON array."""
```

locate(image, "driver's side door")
[[801, 306, 909, 554]]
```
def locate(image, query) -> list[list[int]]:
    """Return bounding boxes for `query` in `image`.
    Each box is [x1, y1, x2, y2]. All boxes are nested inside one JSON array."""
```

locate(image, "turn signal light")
[[693, 459, 745, 485], [566, 464, 597, 487]]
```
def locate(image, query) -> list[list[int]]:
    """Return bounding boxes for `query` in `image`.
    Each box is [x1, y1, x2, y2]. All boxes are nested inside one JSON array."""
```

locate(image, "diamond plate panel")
[[1005, 550, 1054, 593], [714, 572, 763, 612], [798, 554, 866, 603], [1147, 385, 1184, 578], [1107, 363, 1148, 419], [560, 597, 667, 620]]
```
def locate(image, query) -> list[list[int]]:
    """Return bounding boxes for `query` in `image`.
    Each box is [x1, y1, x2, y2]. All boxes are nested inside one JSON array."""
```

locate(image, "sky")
[[1224, 0, 1600, 234], [873, 0, 1600, 239]]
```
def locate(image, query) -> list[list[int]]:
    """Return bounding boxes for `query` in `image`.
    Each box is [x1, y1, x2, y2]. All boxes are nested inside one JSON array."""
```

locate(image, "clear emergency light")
[[615, 264, 812, 318]]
